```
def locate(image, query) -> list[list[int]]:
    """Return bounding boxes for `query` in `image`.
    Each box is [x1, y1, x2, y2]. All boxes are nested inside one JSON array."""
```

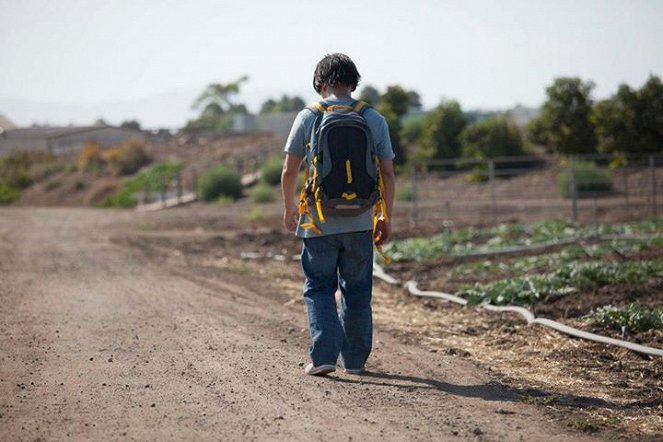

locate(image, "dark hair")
[[313, 53, 361, 94]]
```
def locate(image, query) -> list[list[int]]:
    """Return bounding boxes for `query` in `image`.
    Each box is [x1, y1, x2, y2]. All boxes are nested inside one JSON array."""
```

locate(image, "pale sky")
[[1, 0, 663, 128]]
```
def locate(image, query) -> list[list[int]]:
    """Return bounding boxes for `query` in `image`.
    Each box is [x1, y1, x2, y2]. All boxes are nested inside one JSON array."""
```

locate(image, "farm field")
[[2, 205, 659, 440]]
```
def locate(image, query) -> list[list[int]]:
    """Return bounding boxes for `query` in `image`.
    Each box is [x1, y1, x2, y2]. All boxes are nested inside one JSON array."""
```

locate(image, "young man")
[[281, 53, 396, 376]]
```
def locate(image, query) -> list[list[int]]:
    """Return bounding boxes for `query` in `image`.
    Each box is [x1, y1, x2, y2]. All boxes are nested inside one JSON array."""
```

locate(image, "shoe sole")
[[344, 368, 365, 375], [305, 364, 336, 376]]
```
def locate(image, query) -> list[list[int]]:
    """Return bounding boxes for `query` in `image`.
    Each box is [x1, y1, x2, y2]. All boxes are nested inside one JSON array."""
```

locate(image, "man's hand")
[[284, 206, 299, 233], [373, 219, 392, 246]]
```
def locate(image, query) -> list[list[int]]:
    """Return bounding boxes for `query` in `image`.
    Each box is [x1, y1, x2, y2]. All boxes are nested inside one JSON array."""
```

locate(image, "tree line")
[[184, 74, 663, 165]]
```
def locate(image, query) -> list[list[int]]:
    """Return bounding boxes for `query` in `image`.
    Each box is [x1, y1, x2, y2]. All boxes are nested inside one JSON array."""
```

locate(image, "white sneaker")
[[304, 363, 336, 376]]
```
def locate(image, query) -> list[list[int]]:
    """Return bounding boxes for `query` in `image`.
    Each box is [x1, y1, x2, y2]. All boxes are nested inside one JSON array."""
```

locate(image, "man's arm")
[[375, 159, 395, 246], [281, 153, 303, 232]]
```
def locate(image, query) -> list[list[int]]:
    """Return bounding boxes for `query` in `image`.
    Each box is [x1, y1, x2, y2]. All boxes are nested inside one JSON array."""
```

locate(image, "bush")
[[559, 161, 613, 198], [396, 184, 415, 201], [199, 165, 242, 202], [261, 156, 283, 186], [103, 140, 151, 176], [0, 184, 20, 205], [251, 184, 275, 203], [78, 142, 105, 173], [0, 151, 53, 188], [101, 162, 183, 208]]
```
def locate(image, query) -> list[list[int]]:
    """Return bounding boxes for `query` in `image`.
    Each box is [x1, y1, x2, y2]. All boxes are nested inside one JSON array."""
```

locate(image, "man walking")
[[281, 53, 395, 376]]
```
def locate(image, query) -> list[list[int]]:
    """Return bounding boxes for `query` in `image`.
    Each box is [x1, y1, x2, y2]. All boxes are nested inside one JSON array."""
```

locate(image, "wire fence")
[[403, 152, 663, 228]]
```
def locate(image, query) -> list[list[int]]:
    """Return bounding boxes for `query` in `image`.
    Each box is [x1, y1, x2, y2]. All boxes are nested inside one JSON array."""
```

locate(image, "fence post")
[[570, 156, 578, 223], [160, 175, 166, 207], [650, 155, 658, 218], [176, 171, 183, 203], [143, 180, 150, 204], [489, 159, 496, 223], [191, 168, 198, 199], [623, 167, 629, 210], [410, 163, 418, 228]]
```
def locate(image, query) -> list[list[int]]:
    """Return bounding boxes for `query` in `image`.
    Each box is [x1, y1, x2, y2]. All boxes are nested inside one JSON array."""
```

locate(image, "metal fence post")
[[176, 171, 183, 203], [143, 180, 150, 204], [489, 159, 496, 223], [623, 167, 629, 210], [160, 175, 166, 207], [411, 163, 418, 228], [570, 156, 578, 222], [650, 155, 658, 217], [192, 168, 198, 198]]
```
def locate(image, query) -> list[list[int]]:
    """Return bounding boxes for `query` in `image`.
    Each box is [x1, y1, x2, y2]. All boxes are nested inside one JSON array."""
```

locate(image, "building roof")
[[0, 125, 137, 140]]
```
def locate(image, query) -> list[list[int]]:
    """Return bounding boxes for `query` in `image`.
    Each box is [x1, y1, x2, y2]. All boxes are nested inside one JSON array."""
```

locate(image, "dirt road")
[[0, 207, 601, 441]]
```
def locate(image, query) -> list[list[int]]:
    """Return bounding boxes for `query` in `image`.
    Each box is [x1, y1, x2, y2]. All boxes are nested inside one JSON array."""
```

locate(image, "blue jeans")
[[301, 230, 374, 370]]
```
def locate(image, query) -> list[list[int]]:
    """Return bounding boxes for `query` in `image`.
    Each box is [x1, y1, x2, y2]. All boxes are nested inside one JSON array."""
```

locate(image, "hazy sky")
[[1, 0, 663, 128]]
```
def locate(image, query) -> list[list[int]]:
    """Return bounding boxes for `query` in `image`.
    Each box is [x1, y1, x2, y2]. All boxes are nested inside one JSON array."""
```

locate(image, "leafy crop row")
[[459, 260, 663, 306], [586, 303, 663, 333]]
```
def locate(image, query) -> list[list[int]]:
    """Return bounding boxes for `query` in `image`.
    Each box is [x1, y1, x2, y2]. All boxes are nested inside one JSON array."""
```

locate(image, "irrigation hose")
[[373, 263, 663, 358]]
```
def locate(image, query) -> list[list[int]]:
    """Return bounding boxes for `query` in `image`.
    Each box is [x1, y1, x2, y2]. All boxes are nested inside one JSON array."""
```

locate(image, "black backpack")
[[299, 100, 386, 232]]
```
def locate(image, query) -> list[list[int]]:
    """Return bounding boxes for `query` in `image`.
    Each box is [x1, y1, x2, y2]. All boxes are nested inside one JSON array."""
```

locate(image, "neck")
[[321, 84, 353, 99]]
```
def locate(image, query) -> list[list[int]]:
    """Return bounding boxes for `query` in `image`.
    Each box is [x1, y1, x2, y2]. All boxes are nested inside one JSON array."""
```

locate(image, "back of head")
[[313, 53, 361, 94]]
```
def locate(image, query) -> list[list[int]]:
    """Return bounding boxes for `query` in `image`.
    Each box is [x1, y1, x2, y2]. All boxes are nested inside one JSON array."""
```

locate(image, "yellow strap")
[[314, 188, 326, 223], [311, 102, 326, 113], [326, 105, 353, 112], [345, 160, 353, 184], [301, 222, 322, 234], [352, 101, 367, 113], [341, 192, 357, 200]]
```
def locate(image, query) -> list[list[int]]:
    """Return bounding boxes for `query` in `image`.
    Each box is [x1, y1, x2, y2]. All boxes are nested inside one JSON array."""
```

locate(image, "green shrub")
[[261, 156, 283, 186], [559, 161, 613, 198], [587, 303, 663, 333], [251, 184, 275, 203], [199, 165, 242, 201], [0, 184, 20, 205], [396, 184, 415, 201], [101, 162, 183, 208]]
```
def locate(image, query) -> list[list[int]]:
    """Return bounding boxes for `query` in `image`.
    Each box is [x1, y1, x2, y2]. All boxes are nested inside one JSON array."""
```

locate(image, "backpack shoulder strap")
[[351, 100, 371, 115], [306, 101, 328, 115]]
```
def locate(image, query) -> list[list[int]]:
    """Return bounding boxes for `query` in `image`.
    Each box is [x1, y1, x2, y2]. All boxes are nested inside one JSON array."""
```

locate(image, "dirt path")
[[0, 207, 601, 441]]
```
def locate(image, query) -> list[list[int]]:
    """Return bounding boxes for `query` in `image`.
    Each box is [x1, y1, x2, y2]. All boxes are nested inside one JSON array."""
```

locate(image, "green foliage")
[[198, 165, 242, 202], [396, 184, 415, 201], [120, 120, 141, 130], [558, 161, 612, 198], [358, 85, 381, 106], [0, 151, 55, 189], [377, 103, 406, 167], [587, 303, 663, 333], [250, 184, 275, 203], [528, 77, 597, 155], [185, 76, 249, 133], [0, 184, 20, 205], [260, 95, 306, 114], [260, 156, 283, 186], [386, 219, 587, 262], [420, 100, 467, 161], [461, 260, 663, 306], [592, 75, 663, 154], [101, 162, 183, 208], [460, 117, 525, 160]]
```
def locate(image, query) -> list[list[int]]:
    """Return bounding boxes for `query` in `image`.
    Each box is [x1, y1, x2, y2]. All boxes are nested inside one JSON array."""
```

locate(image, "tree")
[[528, 77, 597, 155], [260, 95, 306, 114], [185, 76, 249, 133], [592, 75, 663, 154], [460, 117, 525, 161], [358, 85, 380, 106], [120, 120, 141, 130], [420, 100, 467, 161]]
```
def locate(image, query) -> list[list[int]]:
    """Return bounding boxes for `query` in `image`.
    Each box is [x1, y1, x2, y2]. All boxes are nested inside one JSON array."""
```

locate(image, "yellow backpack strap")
[[352, 100, 368, 114], [308, 101, 327, 114]]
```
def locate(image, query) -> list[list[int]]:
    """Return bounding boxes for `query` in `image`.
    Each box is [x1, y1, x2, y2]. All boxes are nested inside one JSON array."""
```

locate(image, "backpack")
[[298, 99, 389, 241]]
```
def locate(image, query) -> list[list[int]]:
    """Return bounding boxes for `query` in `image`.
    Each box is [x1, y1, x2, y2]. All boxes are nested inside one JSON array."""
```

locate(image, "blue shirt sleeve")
[[283, 109, 310, 158], [365, 109, 395, 161]]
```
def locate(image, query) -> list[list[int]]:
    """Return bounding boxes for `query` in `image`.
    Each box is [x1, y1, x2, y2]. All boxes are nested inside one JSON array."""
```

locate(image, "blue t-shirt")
[[283, 96, 395, 238]]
